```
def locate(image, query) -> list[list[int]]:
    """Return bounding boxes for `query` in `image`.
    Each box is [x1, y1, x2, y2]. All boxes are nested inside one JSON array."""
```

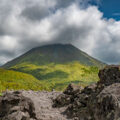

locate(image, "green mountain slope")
[[1, 44, 105, 91], [9, 62, 99, 91], [3, 44, 105, 68], [0, 68, 47, 91]]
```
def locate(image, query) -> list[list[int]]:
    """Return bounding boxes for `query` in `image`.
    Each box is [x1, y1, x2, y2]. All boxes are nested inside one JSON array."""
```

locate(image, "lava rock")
[[65, 83, 97, 119], [81, 83, 97, 95], [94, 83, 120, 120], [53, 94, 72, 107], [98, 65, 120, 86], [63, 83, 83, 96], [1, 65, 120, 120], [53, 83, 83, 108], [0, 91, 37, 120], [53, 65, 120, 120]]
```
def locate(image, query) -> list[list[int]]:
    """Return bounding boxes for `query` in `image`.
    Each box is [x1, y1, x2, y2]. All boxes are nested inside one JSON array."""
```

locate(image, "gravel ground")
[[21, 91, 71, 120]]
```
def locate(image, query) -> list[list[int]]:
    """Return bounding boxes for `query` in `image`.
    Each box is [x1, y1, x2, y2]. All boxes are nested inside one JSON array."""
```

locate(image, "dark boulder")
[[63, 83, 83, 96], [94, 83, 120, 120], [65, 83, 97, 119], [53, 83, 83, 108], [98, 65, 120, 86], [0, 91, 37, 120], [53, 94, 72, 107], [81, 83, 97, 95]]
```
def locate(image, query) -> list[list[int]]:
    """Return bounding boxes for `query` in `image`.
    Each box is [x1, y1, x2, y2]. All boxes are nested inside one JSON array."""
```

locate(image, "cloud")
[[0, 0, 120, 65]]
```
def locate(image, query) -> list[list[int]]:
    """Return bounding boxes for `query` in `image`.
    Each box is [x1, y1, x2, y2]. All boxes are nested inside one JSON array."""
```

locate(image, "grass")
[[10, 61, 99, 91], [0, 68, 49, 92]]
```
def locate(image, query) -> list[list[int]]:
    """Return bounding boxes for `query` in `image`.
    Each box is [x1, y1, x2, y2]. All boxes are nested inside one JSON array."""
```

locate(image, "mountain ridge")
[[1, 44, 105, 91], [2, 44, 105, 68]]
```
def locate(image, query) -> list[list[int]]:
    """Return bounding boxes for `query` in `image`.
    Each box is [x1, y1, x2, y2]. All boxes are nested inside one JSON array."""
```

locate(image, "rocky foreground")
[[0, 65, 120, 120], [0, 91, 70, 120]]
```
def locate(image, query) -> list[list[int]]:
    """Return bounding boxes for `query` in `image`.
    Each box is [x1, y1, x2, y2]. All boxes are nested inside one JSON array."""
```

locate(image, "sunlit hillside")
[[1, 44, 104, 91], [10, 62, 99, 91], [0, 68, 47, 92]]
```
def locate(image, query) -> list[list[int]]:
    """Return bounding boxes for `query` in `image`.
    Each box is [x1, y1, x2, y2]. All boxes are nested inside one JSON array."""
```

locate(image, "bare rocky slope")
[[0, 65, 120, 120]]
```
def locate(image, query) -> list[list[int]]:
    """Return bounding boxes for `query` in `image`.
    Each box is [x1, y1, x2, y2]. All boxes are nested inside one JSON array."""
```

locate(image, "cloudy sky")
[[0, 0, 120, 65]]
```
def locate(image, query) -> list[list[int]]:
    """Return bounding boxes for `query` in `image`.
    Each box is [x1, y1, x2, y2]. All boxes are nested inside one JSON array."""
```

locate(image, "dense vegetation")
[[9, 62, 99, 91], [0, 68, 48, 92]]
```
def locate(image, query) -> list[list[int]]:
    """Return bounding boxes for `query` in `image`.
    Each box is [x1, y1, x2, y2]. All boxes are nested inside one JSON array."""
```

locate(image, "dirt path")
[[22, 91, 71, 120]]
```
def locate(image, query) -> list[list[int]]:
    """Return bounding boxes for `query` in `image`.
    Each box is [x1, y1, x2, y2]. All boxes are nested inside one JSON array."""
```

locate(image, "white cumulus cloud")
[[0, 0, 120, 65]]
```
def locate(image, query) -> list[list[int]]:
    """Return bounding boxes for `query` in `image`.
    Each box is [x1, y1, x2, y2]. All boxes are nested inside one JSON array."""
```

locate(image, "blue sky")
[[91, 0, 120, 20]]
